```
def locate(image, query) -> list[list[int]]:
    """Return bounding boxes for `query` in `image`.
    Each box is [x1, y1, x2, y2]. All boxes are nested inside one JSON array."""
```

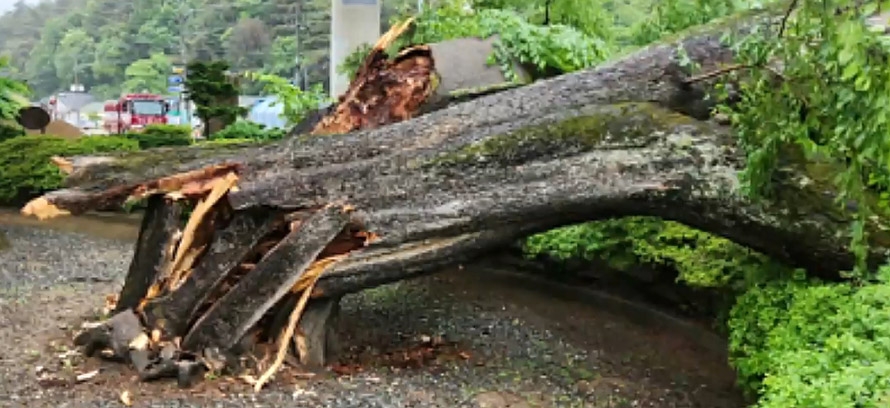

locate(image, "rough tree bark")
[[21, 8, 890, 387]]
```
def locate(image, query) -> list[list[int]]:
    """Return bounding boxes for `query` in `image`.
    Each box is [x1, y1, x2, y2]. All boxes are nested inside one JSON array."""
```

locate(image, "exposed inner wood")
[[311, 17, 436, 136], [70, 189, 378, 385], [167, 172, 239, 290], [20, 162, 241, 219]]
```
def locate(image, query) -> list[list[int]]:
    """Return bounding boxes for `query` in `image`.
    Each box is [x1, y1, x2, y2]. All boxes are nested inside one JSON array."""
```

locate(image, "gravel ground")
[[0, 221, 746, 408]]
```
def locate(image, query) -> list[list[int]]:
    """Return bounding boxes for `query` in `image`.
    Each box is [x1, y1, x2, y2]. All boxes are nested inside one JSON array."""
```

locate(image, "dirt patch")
[[24, 120, 85, 138]]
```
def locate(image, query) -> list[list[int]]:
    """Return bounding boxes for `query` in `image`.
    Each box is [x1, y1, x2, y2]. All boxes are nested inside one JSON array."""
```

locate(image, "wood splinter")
[[167, 172, 239, 290], [253, 255, 346, 392], [137, 171, 238, 311]]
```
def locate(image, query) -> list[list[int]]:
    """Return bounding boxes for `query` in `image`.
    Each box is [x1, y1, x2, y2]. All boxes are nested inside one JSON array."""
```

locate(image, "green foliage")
[[524, 217, 792, 290], [0, 135, 138, 204], [337, 44, 373, 82], [244, 71, 332, 126], [727, 273, 890, 406], [628, 0, 753, 46], [0, 123, 24, 142], [0, 56, 29, 125], [123, 53, 173, 94], [53, 28, 92, 85], [0, 0, 374, 98], [125, 124, 193, 149], [185, 60, 247, 139], [196, 137, 258, 146], [211, 120, 285, 142], [714, 0, 890, 276], [340, 1, 610, 82]]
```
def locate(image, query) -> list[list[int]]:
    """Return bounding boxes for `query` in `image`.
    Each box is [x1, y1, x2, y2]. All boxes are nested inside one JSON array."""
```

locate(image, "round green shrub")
[[0, 135, 139, 204], [124, 124, 193, 149], [211, 120, 285, 142], [728, 275, 890, 407]]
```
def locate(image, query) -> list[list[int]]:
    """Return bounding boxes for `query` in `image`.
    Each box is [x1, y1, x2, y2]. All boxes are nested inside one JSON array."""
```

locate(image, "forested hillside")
[[0, 0, 410, 98], [0, 0, 661, 99]]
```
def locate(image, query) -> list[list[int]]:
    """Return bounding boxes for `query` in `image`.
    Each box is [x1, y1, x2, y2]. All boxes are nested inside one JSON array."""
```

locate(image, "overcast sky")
[[0, 0, 40, 16]]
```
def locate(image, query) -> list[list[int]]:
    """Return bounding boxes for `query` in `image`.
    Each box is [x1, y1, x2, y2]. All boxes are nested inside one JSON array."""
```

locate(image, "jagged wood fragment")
[[181, 205, 352, 352], [167, 172, 239, 289], [21, 162, 241, 217], [254, 255, 344, 391], [141, 208, 283, 336], [312, 18, 433, 135], [115, 196, 182, 313]]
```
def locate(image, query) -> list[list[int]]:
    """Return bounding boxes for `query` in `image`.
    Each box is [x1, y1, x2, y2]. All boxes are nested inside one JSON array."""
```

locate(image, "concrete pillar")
[[330, 0, 381, 97]]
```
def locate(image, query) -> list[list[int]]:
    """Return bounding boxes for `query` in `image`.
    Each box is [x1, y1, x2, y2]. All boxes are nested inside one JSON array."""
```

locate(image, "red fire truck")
[[102, 93, 170, 134]]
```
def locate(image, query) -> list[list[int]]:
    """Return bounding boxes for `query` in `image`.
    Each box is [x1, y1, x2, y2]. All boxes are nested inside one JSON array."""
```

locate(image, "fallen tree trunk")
[[22, 8, 890, 387]]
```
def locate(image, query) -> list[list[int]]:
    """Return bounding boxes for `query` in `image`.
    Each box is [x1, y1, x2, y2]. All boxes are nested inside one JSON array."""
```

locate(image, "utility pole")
[[295, 0, 304, 90]]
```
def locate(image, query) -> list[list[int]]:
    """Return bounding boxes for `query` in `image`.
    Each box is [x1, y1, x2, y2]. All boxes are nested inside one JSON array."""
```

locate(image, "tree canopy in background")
[[0, 0, 680, 99]]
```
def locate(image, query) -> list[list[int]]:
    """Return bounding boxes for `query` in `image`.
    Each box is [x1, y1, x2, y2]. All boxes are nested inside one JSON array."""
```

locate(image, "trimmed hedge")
[[0, 122, 24, 143], [0, 135, 139, 204], [210, 120, 285, 142], [124, 124, 192, 149]]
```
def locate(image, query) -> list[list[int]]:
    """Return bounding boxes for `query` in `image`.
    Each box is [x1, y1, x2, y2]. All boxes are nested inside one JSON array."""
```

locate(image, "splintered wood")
[[311, 17, 438, 135], [254, 255, 346, 391], [71, 194, 377, 389], [20, 162, 241, 220], [167, 173, 238, 289], [137, 172, 239, 311]]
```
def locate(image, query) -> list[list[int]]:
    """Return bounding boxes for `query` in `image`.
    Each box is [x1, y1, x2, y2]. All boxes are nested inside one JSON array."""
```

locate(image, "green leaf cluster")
[[339, 1, 610, 82], [728, 274, 890, 407], [0, 56, 29, 140], [210, 120, 285, 142], [244, 71, 332, 126], [524, 217, 792, 290], [716, 0, 890, 276]]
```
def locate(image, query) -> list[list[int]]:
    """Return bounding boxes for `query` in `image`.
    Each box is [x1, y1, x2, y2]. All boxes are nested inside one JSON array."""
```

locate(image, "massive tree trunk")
[[21, 9, 890, 387]]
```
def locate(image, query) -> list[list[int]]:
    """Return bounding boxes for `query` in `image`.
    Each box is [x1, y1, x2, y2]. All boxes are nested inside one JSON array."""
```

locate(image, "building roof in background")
[[247, 96, 333, 130], [39, 92, 96, 112]]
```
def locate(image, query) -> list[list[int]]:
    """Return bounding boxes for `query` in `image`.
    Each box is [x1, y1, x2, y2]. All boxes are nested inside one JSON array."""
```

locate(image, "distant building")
[[247, 96, 286, 129], [246, 96, 332, 130], [39, 91, 96, 128]]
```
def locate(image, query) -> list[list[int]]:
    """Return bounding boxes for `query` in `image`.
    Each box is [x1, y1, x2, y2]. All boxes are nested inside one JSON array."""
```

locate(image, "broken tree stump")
[[181, 204, 350, 352], [70, 196, 374, 387], [307, 19, 526, 136], [140, 208, 281, 337]]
